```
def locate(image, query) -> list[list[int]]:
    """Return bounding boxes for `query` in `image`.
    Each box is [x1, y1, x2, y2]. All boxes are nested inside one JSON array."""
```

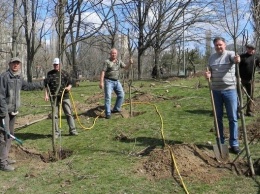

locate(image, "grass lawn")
[[0, 73, 260, 194]]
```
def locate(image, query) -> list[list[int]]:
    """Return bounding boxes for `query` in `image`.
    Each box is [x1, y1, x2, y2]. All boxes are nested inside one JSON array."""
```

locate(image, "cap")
[[246, 44, 255, 49], [10, 57, 22, 63], [53, 58, 60, 64]]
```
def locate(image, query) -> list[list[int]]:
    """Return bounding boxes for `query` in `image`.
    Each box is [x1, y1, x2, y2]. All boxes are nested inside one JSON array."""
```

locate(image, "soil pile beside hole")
[[9, 144, 73, 163], [137, 143, 252, 183]]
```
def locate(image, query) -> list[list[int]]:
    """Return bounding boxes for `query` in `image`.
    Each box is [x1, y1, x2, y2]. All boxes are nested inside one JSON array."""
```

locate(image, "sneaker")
[[7, 159, 16, 164], [69, 129, 78, 136], [0, 165, 15, 171], [231, 146, 240, 154], [55, 132, 60, 139], [106, 115, 111, 119]]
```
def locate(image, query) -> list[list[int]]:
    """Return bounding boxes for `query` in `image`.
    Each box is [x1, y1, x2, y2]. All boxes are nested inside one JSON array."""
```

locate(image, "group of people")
[[0, 57, 79, 171], [205, 37, 259, 155], [0, 48, 132, 172], [0, 42, 257, 172]]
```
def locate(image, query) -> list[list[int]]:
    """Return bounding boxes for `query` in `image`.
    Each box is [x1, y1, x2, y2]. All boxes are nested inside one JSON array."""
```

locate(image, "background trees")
[[0, 0, 256, 81]]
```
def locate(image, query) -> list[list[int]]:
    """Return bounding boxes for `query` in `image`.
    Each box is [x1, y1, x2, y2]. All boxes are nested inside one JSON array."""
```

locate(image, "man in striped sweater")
[[205, 37, 241, 154]]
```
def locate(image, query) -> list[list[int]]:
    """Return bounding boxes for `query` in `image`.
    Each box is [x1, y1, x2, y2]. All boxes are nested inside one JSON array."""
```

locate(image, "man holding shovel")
[[0, 57, 44, 171], [205, 37, 241, 154]]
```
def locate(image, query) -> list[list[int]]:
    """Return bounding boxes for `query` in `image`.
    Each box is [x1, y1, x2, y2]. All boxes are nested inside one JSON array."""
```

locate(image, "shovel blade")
[[213, 144, 229, 162]]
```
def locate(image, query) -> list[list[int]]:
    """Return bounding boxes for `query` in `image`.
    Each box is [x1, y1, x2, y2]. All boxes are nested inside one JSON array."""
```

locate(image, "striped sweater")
[[208, 50, 237, 90]]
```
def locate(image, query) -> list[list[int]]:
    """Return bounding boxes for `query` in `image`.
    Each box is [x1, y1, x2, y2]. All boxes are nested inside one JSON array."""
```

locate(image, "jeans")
[[104, 79, 124, 116], [212, 89, 239, 147], [54, 98, 76, 133]]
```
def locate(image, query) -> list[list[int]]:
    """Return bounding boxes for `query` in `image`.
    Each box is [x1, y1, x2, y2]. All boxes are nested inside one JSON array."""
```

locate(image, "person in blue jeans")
[[205, 37, 241, 154], [99, 48, 133, 119]]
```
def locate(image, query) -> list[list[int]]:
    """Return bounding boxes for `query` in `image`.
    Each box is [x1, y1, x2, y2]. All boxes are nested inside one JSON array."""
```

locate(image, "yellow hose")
[[60, 91, 189, 194]]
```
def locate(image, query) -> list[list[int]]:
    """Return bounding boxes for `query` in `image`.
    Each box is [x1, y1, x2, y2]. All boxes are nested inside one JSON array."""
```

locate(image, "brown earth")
[[11, 84, 260, 183]]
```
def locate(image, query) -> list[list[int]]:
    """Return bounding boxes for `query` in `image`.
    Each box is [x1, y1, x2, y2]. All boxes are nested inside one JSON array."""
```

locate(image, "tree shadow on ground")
[[80, 105, 104, 118], [13, 132, 52, 141], [185, 109, 212, 115], [115, 135, 183, 156]]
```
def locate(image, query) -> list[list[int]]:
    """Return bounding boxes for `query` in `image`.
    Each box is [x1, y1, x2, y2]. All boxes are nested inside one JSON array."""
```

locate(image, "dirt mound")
[[137, 143, 251, 183], [10, 144, 73, 164]]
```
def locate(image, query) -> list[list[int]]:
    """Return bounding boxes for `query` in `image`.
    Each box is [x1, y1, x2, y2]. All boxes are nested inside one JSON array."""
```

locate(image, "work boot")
[[69, 129, 78, 136], [111, 110, 121, 114], [0, 164, 15, 171], [7, 158, 16, 164], [230, 146, 240, 154], [245, 112, 255, 117]]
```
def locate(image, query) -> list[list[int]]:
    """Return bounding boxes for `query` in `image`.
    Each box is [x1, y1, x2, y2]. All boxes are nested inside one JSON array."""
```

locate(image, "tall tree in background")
[[58, 0, 116, 79], [12, 0, 19, 58], [21, 0, 52, 82], [252, 0, 260, 47]]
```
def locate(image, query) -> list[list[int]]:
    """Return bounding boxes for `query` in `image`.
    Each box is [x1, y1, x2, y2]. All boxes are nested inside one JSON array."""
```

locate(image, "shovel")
[[1, 119, 23, 145], [206, 69, 229, 162]]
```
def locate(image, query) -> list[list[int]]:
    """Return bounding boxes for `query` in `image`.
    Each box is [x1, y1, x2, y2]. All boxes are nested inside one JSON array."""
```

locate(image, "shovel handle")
[[2, 118, 23, 145], [206, 68, 223, 155]]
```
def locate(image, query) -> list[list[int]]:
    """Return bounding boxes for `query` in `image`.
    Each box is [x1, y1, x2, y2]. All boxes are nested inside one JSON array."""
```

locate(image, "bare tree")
[[56, 0, 116, 78], [21, 0, 53, 82]]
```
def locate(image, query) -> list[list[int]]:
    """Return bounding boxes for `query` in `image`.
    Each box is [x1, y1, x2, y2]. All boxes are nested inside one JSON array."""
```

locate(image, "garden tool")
[[1, 118, 23, 145], [206, 68, 229, 162]]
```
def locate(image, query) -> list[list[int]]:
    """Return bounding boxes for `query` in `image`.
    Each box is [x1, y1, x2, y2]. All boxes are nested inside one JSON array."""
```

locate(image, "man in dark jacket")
[[239, 44, 260, 117], [0, 57, 44, 171], [44, 58, 78, 138]]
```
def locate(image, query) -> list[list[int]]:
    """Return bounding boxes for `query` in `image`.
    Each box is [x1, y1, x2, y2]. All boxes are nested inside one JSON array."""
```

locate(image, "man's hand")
[[234, 55, 241, 63], [44, 95, 49, 101], [99, 82, 104, 89], [205, 70, 211, 79], [65, 85, 72, 91]]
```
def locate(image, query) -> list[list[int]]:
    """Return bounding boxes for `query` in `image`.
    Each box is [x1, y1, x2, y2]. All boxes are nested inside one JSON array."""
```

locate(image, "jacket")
[[44, 69, 72, 100], [0, 69, 43, 117]]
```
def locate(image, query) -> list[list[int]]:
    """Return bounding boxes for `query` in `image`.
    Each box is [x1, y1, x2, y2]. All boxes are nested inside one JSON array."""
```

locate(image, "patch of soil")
[[125, 92, 181, 103], [9, 144, 73, 164], [15, 114, 48, 129], [136, 143, 251, 183]]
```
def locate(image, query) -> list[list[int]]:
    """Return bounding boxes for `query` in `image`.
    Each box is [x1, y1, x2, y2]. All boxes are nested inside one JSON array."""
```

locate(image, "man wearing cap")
[[239, 44, 260, 117], [0, 57, 44, 171], [44, 58, 78, 138]]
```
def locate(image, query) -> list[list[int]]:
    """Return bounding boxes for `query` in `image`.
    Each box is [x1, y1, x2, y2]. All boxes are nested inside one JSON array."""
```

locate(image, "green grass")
[[0, 75, 260, 194]]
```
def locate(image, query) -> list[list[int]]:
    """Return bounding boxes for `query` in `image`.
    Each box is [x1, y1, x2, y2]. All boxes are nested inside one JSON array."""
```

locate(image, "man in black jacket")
[[44, 58, 78, 138], [0, 57, 44, 171], [239, 44, 260, 117]]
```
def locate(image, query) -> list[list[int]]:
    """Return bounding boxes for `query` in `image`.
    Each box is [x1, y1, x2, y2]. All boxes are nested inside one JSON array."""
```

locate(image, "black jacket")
[[239, 53, 260, 81], [44, 69, 72, 100]]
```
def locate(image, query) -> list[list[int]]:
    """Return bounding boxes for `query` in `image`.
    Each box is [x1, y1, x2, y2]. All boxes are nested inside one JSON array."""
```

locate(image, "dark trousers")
[[241, 80, 254, 114], [0, 114, 15, 166]]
